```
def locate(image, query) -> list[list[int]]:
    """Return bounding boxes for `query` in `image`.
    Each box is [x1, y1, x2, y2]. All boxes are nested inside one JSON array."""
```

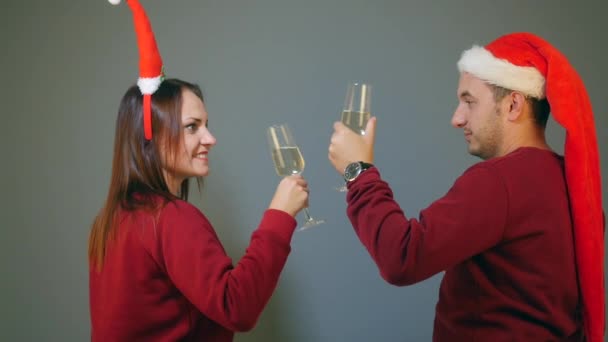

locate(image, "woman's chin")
[[177, 168, 209, 180], [194, 168, 210, 177]]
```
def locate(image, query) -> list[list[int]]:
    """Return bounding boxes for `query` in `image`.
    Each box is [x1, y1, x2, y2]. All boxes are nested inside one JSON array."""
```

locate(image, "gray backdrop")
[[2, 0, 606, 341]]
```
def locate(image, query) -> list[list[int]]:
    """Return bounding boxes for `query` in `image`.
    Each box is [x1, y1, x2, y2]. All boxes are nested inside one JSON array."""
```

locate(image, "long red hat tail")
[[109, 0, 164, 140]]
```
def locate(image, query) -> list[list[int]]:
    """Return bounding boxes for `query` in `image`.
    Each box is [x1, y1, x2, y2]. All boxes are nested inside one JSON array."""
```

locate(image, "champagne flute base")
[[297, 218, 326, 232]]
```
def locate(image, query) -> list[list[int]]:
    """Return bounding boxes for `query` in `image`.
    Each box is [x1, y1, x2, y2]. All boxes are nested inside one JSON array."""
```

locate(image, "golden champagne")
[[271, 146, 305, 176], [341, 110, 370, 135]]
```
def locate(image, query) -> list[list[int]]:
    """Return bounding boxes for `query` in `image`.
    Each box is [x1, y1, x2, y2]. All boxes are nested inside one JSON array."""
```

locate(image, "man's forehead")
[[457, 72, 490, 96], [459, 72, 485, 84]]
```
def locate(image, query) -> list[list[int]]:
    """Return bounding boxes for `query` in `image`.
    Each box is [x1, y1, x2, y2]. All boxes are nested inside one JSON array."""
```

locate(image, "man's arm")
[[346, 165, 508, 285]]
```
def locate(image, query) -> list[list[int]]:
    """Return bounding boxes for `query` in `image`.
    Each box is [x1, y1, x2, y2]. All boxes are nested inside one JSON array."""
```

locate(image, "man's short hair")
[[490, 84, 550, 128]]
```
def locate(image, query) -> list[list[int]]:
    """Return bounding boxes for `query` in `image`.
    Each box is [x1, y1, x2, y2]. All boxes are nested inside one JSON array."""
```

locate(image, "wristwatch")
[[343, 161, 374, 183]]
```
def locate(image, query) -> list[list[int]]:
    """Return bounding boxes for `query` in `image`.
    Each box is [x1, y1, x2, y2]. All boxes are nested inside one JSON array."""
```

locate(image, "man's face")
[[452, 72, 504, 160]]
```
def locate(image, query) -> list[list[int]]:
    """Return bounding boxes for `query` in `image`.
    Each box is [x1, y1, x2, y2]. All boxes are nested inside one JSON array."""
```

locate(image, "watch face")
[[344, 162, 362, 181]]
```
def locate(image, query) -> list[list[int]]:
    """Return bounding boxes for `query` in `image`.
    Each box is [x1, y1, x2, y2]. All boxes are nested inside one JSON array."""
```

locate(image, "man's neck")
[[499, 126, 551, 157]]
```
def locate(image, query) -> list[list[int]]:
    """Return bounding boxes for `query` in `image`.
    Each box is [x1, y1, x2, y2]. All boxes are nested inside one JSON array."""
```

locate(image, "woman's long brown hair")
[[89, 78, 204, 271]]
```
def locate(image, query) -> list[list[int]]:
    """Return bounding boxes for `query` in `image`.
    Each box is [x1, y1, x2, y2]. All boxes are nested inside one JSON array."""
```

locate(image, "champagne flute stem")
[[303, 208, 314, 222]]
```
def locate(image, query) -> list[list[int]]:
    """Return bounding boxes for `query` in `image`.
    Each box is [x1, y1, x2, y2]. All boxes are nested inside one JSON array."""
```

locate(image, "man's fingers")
[[364, 116, 377, 143]]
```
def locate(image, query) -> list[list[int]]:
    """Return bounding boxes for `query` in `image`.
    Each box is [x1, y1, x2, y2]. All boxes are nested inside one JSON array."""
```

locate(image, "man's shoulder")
[[475, 147, 562, 171], [459, 147, 565, 193]]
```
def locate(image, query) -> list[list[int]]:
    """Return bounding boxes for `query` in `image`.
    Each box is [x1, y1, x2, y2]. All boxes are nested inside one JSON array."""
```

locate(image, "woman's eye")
[[185, 123, 197, 132]]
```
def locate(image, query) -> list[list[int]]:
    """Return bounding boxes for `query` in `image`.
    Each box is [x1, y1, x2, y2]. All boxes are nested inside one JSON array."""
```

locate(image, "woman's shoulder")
[[129, 193, 210, 227], [159, 198, 207, 221], [141, 198, 216, 240], [129, 193, 205, 219]]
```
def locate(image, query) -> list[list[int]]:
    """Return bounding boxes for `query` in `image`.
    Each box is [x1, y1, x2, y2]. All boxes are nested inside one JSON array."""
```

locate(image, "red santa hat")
[[458, 32, 604, 341], [109, 0, 164, 140]]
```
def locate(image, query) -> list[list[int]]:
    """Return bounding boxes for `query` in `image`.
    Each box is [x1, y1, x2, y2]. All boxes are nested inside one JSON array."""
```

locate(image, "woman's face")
[[162, 88, 216, 193]]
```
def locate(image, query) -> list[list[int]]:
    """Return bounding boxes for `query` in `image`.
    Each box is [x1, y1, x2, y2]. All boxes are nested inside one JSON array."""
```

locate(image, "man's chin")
[[467, 146, 485, 160]]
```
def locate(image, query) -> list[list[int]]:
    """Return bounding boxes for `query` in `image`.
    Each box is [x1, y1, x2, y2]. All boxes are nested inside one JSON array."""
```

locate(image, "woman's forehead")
[[181, 89, 207, 121]]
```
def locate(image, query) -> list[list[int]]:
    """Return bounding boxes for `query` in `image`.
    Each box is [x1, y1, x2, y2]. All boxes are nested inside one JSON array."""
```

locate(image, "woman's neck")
[[163, 170, 183, 196]]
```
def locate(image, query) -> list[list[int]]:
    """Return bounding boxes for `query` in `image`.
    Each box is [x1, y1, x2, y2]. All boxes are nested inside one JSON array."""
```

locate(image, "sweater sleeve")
[[346, 166, 508, 286], [153, 202, 296, 332]]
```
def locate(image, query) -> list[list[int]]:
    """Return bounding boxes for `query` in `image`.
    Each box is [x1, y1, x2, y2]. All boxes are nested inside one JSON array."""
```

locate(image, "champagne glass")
[[336, 82, 372, 192], [267, 124, 325, 231]]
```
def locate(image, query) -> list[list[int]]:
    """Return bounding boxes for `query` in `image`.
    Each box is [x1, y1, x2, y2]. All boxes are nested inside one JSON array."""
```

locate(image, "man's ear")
[[506, 91, 526, 121]]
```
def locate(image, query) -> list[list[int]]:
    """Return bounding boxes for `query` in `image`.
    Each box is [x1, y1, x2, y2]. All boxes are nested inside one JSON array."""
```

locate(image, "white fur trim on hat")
[[137, 76, 163, 95], [108, 0, 121, 5], [457, 45, 546, 99]]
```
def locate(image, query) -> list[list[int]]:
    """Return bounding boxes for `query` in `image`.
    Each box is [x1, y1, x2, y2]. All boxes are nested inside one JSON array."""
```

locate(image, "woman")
[[89, 78, 309, 341]]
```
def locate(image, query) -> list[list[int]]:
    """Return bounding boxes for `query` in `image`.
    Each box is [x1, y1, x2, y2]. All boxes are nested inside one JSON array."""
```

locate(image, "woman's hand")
[[268, 175, 309, 217]]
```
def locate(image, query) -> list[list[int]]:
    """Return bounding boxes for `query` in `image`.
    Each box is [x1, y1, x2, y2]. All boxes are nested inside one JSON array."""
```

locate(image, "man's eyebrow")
[[459, 90, 474, 99]]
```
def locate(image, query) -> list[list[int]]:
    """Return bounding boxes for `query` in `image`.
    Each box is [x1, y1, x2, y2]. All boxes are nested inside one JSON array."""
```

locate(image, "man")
[[328, 32, 604, 341]]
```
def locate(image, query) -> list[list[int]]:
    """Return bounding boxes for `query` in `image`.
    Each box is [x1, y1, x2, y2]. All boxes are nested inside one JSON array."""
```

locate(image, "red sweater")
[[346, 147, 582, 341], [89, 199, 296, 341]]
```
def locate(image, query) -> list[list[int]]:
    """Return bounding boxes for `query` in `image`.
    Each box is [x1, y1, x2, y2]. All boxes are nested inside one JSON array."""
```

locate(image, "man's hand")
[[328, 117, 377, 175]]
